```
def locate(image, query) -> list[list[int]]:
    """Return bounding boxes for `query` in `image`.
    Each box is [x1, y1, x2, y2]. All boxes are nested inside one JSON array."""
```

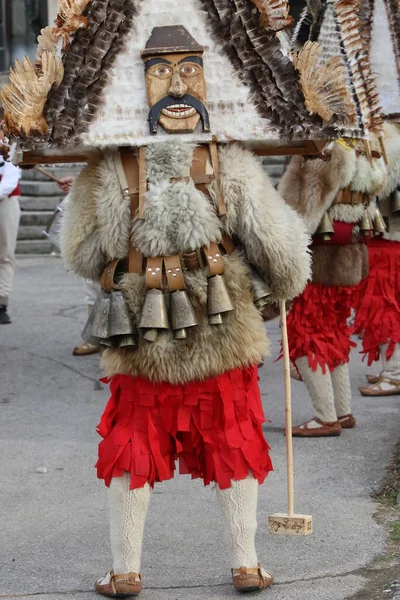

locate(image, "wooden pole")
[[268, 303, 312, 535], [280, 300, 294, 517], [34, 165, 65, 185]]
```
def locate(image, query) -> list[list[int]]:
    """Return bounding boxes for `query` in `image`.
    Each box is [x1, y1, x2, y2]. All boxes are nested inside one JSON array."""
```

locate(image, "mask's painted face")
[[144, 52, 209, 134]]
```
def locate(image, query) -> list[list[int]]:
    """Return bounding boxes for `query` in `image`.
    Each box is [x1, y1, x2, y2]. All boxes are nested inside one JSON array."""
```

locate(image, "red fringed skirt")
[[96, 365, 272, 490], [354, 239, 400, 365], [286, 282, 358, 373]]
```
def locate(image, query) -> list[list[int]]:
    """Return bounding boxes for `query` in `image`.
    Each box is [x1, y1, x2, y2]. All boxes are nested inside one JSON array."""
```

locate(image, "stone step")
[[19, 196, 65, 211], [16, 239, 54, 254], [19, 211, 54, 226], [265, 164, 287, 180], [20, 180, 62, 197], [17, 225, 50, 240]]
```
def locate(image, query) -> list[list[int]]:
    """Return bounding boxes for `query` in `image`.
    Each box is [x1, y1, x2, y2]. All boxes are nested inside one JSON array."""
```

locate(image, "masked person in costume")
[[355, 123, 400, 396], [347, 0, 400, 396], [58, 26, 311, 596], [279, 139, 387, 436]]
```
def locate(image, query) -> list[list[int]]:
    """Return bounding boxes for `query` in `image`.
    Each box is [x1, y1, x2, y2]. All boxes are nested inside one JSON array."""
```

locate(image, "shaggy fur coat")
[[278, 142, 387, 287], [60, 141, 311, 383], [377, 123, 400, 241]]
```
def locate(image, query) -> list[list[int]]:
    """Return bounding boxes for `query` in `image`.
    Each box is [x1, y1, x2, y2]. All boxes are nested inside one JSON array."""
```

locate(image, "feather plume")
[[36, 26, 58, 59], [334, 0, 383, 134], [0, 52, 64, 136], [252, 0, 294, 31], [55, 0, 91, 49], [292, 41, 356, 124]]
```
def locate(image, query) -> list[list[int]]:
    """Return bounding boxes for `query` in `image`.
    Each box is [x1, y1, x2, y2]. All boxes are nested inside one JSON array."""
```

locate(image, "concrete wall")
[[47, 0, 58, 25]]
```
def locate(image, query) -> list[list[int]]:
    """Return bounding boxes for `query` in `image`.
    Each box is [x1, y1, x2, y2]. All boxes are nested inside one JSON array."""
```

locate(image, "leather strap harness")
[[101, 143, 233, 292], [333, 186, 371, 206]]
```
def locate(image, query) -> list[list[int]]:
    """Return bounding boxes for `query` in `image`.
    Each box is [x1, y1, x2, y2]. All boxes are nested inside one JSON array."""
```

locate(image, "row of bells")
[[82, 269, 272, 348], [315, 207, 387, 241]]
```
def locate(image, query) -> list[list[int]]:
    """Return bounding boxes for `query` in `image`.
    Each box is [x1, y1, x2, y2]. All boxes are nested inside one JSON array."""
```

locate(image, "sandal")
[[95, 570, 142, 597], [73, 341, 100, 356], [338, 414, 356, 429], [232, 564, 274, 593], [359, 377, 400, 397], [365, 373, 381, 385], [291, 417, 341, 437]]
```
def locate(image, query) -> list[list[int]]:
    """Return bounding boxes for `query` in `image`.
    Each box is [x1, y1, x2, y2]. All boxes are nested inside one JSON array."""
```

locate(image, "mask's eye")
[[180, 64, 200, 77], [150, 64, 173, 78]]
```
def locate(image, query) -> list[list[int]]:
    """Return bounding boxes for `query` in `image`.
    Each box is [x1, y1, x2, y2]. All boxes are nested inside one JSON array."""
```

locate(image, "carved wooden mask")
[[144, 51, 207, 134]]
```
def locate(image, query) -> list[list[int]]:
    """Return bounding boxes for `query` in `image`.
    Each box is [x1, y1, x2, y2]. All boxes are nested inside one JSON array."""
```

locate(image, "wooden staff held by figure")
[[34, 165, 74, 192], [268, 300, 313, 536]]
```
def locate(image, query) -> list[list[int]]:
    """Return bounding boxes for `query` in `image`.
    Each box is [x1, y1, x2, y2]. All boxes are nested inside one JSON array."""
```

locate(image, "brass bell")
[[373, 207, 387, 236], [170, 289, 199, 340], [81, 289, 111, 344], [391, 188, 400, 214], [207, 274, 234, 325], [249, 267, 273, 311], [360, 209, 373, 237], [139, 288, 170, 342], [315, 212, 334, 241], [107, 291, 134, 338]]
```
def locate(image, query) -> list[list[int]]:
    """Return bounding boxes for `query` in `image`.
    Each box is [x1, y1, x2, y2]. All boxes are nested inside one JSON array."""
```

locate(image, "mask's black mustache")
[[148, 94, 210, 134]]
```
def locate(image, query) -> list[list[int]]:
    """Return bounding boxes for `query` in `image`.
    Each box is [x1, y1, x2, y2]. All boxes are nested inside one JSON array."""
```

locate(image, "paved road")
[[1, 257, 399, 600]]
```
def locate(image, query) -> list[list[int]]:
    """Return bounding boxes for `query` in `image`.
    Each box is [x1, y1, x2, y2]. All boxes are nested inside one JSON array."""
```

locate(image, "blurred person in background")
[[57, 175, 100, 356], [0, 113, 21, 325]]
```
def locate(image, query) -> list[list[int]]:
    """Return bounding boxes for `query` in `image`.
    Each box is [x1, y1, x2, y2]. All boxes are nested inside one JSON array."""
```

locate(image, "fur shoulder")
[[380, 122, 400, 198], [279, 143, 356, 234], [218, 144, 311, 301], [350, 155, 387, 196], [60, 157, 106, 279]]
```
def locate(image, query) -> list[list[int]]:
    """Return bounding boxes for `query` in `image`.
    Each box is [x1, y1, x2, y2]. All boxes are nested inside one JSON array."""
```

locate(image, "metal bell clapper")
[[249, 267, 273, 311], [207, 274, 234, 325], [315, 212, 334, 241], [139, 288, 170, 342], [81, 289, 111, 345], [170, 289, 199, 340], [360, 209, 373, 237], [373, 207, 387, 236], [117, 335, 138, 349], [391, 188, 400, 214]]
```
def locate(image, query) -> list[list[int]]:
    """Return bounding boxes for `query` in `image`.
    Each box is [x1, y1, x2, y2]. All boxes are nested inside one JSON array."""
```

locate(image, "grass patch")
[[374, 442, 400, 507], [392, 521, 400, 542]]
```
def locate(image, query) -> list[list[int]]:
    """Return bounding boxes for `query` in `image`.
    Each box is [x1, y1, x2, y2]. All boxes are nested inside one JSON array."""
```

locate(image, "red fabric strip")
[[96, 366, 272, 490]]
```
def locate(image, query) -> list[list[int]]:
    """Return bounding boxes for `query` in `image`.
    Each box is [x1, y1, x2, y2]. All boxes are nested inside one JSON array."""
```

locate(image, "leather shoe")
[[95, 570, 142, 597], [292, 417, 342, 437], [232, 564, 274, 593], [0, 305, 11, 324]]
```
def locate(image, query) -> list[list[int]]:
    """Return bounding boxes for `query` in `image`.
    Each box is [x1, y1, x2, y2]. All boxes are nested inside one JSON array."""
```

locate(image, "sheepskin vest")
[[61, 141, 311, 384], [279, 146, 387, 288]]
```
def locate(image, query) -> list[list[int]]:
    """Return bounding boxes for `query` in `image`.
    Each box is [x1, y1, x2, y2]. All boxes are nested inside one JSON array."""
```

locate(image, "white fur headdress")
[[1, 0, 369, 154]]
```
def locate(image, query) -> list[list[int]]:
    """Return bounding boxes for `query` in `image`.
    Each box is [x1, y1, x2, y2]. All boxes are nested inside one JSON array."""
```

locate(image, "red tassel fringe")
[[286, 282, 358, 373], [96, 366, 272, 490], [354, 239, 400, 365]]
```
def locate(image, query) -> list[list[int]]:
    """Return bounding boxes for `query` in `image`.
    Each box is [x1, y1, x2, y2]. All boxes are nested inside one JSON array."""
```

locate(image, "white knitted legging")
[[381, 343, 400, 379], [109, 473, 151, 575], [216, 475, 259, 569], [108, 473, 259, 573], [295, 357, 337, 422]]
